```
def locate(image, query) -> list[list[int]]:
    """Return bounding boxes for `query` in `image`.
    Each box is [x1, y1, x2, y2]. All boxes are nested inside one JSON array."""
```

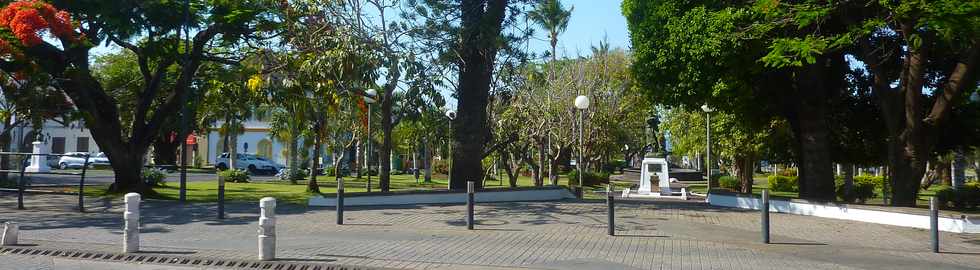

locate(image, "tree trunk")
[[287, 134, 298, 184], [842, 164, 854, 202], [106, 146, 150, 194], [789, 55, 840, 201], [734, 154, 755, 194], [937, 159, 952, 186], [380, 85, 394, 192], [450, 0, 509, 191], [423, 138, 432, 183], [308, 133, 320, 193], [535, 139, 545, 186], [229, 127, 238, 172]]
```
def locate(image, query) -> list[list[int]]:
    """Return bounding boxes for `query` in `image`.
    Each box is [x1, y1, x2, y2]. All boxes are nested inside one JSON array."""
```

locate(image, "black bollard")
[[930, 197, 939, 253], [79, 155, 89, 213], [761, 189, 770, 244], [337, 178, 345, 225], [217, 184, 225, 219], [607, 184, 615, 236], [17, 162, 25, 210], [467, 181, 474, 230]]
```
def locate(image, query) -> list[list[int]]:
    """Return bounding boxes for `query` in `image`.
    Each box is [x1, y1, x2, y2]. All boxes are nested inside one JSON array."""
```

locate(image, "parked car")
[[215, 153, 284, 175], [89, 152, 111, 167], [57, 152, 96, 169]]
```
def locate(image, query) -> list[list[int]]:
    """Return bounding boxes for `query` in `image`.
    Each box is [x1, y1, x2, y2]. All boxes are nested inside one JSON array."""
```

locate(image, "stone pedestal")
[[1, 222, 17, 246], [25, 141, 50, 173], [123, 193, 140, 253], [258, 197, 276, 261]]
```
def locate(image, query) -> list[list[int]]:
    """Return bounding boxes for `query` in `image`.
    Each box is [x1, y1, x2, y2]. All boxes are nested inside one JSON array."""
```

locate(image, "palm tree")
[[529, 0, 574, 61]]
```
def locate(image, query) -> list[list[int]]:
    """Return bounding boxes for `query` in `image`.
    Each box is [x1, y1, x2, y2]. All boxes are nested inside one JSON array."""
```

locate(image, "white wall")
[[207, 130, 285, 165], [13, 120, 100, 153], [708, 193, 980, 234]]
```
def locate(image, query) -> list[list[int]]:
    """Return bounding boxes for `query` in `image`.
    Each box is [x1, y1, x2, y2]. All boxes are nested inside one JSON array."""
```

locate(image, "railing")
[[0, 152, 90, 212]]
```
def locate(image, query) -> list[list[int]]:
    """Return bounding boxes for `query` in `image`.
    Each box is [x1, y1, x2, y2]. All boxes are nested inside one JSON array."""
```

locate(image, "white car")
[[57, 152, 96, 169], [215, 153, 284, 175]]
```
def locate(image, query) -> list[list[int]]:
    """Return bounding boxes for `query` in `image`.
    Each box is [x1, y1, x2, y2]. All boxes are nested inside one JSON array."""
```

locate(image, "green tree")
[[529, 0, 573, 61], [0, 0, 282, 193]]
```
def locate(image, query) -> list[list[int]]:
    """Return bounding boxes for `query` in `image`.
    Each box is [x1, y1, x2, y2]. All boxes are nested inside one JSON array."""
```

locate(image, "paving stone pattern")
[[1, 193, 978, 269]]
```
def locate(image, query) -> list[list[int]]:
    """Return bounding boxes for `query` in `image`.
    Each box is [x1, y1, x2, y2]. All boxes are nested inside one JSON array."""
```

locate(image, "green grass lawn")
[[83, 173, 580, 205]]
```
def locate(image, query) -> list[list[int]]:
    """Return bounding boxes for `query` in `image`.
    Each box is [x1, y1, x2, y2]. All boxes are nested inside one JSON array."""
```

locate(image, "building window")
[[51, 137, 65, 154], [76, 137, 89, 152]]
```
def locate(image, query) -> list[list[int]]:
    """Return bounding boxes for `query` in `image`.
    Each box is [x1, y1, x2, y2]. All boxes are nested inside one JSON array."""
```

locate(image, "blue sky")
[[525, 0, 630, 59]]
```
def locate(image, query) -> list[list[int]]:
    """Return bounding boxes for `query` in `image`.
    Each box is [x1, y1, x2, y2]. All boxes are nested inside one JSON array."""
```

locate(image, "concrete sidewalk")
[[1, 194, 978, 269]]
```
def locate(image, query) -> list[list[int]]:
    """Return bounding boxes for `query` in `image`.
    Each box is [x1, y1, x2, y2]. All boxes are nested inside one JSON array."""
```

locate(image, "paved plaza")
[[1, 193, 978, 269]]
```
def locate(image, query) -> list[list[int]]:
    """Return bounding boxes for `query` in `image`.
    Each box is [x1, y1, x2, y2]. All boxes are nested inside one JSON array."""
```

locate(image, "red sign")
[[186, 133, 197, 145]]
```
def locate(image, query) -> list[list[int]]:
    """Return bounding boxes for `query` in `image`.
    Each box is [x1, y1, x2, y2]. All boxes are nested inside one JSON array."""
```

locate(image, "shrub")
[[853, 175, 884, 191], [767, 175, 798, 192], [777, 167, 798, 177], [935, 185, 980, 210], [568, 170, 610, 187], [718, 176, 740, 190], [602, 160, 628, 173], [433, 160, 449, 174], [142, 168, 167, 187], [220, 169, 250, 183], [834, 177, 877, 203]]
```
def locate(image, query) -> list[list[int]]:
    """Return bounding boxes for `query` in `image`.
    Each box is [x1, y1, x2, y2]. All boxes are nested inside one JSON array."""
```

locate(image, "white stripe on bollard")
[[259, 197, 277, 261], [123, 193, 140, 253]]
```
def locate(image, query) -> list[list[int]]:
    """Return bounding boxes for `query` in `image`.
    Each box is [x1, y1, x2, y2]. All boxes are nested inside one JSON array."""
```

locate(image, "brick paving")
[[1, 192, 979, 269]]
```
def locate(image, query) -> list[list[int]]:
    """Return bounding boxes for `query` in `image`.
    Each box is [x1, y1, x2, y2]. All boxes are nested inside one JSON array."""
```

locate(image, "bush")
[[602, 160, 628, 173], [433, 160, 449, 174], [834, 177, 877, 203], [777, 167, 798, 177], [142, 168, 167, 187], [767, 175, 798, 192], [935, 185, 980, 210], [718, 175, 740, 190], [568, 170, 610, 187], [220, 169, 250, 183]]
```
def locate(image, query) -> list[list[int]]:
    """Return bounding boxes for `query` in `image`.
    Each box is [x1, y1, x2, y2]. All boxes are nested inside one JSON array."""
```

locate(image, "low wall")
[[708, 192, 980, 234], [309, 187, 576, 207]]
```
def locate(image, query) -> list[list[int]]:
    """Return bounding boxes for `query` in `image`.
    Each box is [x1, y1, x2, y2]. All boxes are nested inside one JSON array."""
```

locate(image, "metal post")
[[337, 177, 344, 225], [123, 193, 140, 253], [17, 157, 25, 210], [705, 112, 711, 191], [930, 197, 939, 253], [179, 0, 191, 203], [577, 109, 584, 198], [258, 197, 276, 261], [466, 181, 474, 230], [79, 154, 89, 212], [761, 189, 770, 244], [607, 184, 615, 236], [218, 168, 225, 219], [367, 103, 372, 193], [447, 121, 453, 189]]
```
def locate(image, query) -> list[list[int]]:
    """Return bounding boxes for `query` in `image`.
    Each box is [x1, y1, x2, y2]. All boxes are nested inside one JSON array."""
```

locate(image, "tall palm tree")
[[529, 0, 574, 61]]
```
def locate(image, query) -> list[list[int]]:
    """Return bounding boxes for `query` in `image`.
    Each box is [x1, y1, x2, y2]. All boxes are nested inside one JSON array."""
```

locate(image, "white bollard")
[[258, 197, 276, 261], [123, 193, 140, 253], [1, 222, 18, 246]]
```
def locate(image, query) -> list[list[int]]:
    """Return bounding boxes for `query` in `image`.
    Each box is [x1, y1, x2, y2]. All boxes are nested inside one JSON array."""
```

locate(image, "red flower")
[[0, 0, 76, 48]]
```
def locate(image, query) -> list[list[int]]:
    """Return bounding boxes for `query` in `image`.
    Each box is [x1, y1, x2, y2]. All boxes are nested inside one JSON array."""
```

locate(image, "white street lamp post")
[[445, 110, 456, 189], [364, 89, 377, 192], [701, 104, 714, 192], [574, 95, 590, 198]]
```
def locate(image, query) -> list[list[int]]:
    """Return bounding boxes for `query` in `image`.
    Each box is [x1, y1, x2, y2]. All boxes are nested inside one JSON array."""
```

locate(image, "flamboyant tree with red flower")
[[0, 0, 283, 193]]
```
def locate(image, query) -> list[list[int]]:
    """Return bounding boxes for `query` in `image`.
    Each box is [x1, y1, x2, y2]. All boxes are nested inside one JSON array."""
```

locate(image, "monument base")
[[621, 187, 688, 200]]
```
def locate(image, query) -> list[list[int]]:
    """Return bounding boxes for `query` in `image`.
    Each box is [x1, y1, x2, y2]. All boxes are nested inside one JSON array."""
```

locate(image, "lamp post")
[[364, 89, 377, 192], [574, 95, 590, 198], [445, 109, 456, 189], [701, 104, 714, 192]]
